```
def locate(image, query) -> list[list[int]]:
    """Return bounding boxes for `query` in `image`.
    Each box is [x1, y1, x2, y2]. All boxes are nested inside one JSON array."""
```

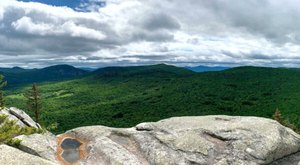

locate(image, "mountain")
[[5, 64, 300, 134], [0, 67, 30, 74], [38, 65, 89, 78], [186, 65, 229, 72], [0, 65, 89, 87], [93, 64, 195, 78]]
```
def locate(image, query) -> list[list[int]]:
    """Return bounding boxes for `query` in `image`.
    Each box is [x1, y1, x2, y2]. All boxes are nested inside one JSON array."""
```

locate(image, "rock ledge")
[[1, 114, 300, 165]]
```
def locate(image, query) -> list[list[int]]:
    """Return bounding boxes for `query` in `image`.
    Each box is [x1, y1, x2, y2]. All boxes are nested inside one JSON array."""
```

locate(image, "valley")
[[2, 64, 299, 133]]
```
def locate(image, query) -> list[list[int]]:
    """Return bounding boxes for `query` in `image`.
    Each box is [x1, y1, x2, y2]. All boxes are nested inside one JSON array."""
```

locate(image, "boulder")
[[0, 144, 58, 165], [0, 107, 41, 129], [54, 115, 300, 165], [14, 132, 60, 164]]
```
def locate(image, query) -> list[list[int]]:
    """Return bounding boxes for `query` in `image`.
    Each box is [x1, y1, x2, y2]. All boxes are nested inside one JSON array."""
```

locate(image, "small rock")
[[135, 122, 156, 131]]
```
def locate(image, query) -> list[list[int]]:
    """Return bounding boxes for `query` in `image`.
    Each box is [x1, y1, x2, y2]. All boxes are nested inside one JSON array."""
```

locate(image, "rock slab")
[[0, 144, 58, 165], [55, 116, 300, 165], [15, 132, 60, 164], [3, 114, 300, 165], [0, 107, 41, 129]]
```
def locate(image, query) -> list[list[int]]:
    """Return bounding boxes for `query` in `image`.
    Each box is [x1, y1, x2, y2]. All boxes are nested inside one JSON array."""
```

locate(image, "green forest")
[[3, 64, 300, 134]]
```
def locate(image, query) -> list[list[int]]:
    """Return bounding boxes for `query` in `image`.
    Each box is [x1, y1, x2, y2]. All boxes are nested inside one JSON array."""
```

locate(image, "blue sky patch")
[[18, 0, 82, 9]]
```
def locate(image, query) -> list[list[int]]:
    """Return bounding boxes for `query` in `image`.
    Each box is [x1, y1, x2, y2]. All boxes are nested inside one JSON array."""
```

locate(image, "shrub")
[[273, 109, 299, 134], [0, 114, 43, 146]]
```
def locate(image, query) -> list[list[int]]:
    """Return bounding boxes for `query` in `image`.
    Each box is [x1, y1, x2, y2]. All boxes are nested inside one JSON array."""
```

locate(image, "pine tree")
[[25, 83, 42, 124], [0, 75, 7, 109]]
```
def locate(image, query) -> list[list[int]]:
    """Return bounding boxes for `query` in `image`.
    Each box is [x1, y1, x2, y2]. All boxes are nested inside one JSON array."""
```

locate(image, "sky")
[[1, 0, 300, 68]]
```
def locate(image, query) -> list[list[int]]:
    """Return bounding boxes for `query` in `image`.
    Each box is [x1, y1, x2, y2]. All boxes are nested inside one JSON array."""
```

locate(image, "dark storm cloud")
[[141, 12, 181, 31], [130, 31, 175, 42], [86, 56, 117, 61], [122, 55, 174, 60]]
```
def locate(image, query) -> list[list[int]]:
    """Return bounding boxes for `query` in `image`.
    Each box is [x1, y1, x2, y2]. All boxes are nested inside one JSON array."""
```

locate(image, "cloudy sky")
[[1, 0, 300, 68]]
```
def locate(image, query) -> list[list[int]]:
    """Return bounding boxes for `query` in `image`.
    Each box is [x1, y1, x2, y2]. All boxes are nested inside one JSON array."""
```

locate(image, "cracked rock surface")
[[56, 115, 300, 165], [2, 114, 300, 165], [14, 132, 60, 164], [0, 107, 41, 129], [270, 152, 300, 165], [0, 144, 57, 165]]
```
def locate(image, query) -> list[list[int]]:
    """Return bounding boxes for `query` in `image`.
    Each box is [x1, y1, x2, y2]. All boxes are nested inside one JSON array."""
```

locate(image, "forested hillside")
[[0, 65, 88, 87], [5, 64, 300, 133]]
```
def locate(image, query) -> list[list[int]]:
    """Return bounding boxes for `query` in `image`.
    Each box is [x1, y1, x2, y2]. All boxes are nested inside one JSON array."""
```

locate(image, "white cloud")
[[11, 16, 106, 40], [1, 0, 300, 68], [12, 16, 52, 35]]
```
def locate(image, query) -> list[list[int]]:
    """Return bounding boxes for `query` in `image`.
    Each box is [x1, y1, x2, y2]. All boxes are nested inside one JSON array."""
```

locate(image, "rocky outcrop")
[[0, 144, 57, 165], [1, 114, 300, 165], [0, 107, 54, 164], [0, 107, 41, 129], [14, 132, 60, 164], [53, 116, 299, 165]]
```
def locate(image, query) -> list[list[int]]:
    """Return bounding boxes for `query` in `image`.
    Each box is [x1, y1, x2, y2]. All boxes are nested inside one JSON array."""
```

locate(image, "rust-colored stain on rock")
[[56, 134, 88, 165]]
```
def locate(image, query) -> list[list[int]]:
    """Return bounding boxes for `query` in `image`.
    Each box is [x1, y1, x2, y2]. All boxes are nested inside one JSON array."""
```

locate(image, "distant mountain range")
[[4, 63, 300, 133], [0, 65, 88, 87], [1, 64, 299, 88], [0, 64, 199, 87], [79, 67, 97, 71], [1, 64, 298, 88], [186, 66, 229, 72]]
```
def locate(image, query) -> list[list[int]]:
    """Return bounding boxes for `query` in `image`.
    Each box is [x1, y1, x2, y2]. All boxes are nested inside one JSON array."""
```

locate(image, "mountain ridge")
[[0, 64, 89, 87], [186, 65, 229, 72], [4, 64, 300, 133]]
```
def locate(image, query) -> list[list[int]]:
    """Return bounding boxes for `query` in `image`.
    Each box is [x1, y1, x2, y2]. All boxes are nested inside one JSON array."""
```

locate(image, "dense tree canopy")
[[0, 75, 7, 108]]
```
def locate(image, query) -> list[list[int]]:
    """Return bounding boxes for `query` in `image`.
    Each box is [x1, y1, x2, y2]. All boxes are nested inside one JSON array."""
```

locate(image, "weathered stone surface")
[[0, 107, 25, 127], [136, 122, 156, 131], [0, 107, 40, 129], [14, 132, 59, 164], [0, 144, 58, 165], [2, 113, 299, 165], [55, 116, 300, 165], [271, 152, 300, 165]]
